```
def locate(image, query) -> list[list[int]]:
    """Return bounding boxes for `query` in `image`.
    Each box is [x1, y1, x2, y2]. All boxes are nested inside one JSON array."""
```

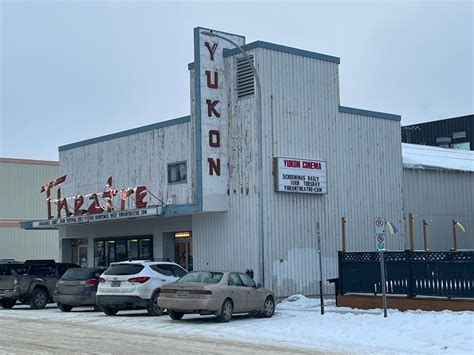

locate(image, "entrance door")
[[71, 239, 88, 267], [174, 240, 193, 271]]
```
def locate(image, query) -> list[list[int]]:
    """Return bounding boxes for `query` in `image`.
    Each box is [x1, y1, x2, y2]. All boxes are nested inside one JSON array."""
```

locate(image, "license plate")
[[111, 281, 121, 287], [177, 291, 188, 297]]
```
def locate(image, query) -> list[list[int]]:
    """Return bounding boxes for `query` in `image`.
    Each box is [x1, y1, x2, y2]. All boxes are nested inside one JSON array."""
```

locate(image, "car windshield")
[[61, 268, 94, 280], [104, 264, 144, 276], [177, 271, 223, 284]]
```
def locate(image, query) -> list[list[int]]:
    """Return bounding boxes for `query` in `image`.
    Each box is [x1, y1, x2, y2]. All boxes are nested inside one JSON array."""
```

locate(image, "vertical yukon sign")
[[194, 28, 245, 211]]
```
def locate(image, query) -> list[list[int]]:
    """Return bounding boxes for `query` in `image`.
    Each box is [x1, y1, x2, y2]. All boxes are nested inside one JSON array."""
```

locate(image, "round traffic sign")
[[377, 242, 385, 249], [375, 218, 384, 227], [377, 235, 385, 243]]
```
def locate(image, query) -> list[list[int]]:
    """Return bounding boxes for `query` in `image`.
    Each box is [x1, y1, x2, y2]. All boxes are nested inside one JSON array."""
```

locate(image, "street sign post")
[[374, 217, 388, 317]]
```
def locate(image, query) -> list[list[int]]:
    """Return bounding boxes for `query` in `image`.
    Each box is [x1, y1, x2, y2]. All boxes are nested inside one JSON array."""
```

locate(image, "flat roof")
[[58, 115, 191, 152], [402, 143, 474, 172], [188, 39, 340, 70]]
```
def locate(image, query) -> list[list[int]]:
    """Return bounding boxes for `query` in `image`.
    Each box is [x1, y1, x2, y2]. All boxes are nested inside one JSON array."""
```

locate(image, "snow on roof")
[[402, 143, 474, 172]]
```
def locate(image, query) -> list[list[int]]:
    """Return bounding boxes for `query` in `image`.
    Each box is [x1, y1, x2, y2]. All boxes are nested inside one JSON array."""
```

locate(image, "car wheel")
[[147, 291, 164, 316], [59, 304, 73, 312], [216, 298, 233, 323], [30, 289, 48, 309], [168, 310, 184, 320], [1, 300, 16, 309], [262, 296, 275, 318], [102, 307, 119, 316]]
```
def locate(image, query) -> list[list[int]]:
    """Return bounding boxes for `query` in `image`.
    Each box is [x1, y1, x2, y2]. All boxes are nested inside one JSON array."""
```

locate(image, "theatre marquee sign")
[[274, 157, 327, 194]]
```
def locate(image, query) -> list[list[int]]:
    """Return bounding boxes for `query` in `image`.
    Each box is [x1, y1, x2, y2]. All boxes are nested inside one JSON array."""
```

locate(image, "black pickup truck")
[[0, 259, 80, 309]]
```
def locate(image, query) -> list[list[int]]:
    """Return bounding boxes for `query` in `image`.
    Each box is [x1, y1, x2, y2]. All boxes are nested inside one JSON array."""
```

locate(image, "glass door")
[[175, 240, 193, 271]]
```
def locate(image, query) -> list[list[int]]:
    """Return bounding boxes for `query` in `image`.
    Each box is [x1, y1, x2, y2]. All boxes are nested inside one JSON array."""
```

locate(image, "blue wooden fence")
[[337, 251, 474, 298]]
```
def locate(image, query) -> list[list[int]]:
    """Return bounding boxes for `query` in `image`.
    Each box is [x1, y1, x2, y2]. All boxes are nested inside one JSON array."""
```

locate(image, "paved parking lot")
[[0, 305, 323, 354]]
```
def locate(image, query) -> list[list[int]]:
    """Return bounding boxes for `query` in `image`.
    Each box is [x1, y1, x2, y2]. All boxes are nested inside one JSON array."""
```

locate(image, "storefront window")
[[128, 239, 139, 260], [140, 238, 152, 260], [94, 236, 153, 266]]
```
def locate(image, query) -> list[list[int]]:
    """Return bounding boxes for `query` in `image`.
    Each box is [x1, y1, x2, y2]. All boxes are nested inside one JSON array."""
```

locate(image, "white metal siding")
[[59, 123, 194, 207], [403, 168, 474, 250], [194, 47, 404, 297]]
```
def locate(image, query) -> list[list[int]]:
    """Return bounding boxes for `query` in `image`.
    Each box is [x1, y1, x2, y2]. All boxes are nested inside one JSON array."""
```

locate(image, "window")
[[151, 264, 173, 276], [104, 264, 144, 276], [94, 236, 153, 267], [150, 264, 187, 278], [177, 271, 223, 284], [171, 265, 187, 278], [228, 273, 243, 286], [168, 162, 187, 184], [28, 266, 55, 276], [238, 273, 256, 288]]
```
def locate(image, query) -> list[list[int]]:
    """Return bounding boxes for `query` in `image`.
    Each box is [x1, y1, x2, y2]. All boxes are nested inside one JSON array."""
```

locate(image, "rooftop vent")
[[237, 55, 255, 99]]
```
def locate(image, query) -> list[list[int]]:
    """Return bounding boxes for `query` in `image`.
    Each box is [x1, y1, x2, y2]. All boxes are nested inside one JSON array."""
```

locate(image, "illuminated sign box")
[[274, 157, 327, 194]]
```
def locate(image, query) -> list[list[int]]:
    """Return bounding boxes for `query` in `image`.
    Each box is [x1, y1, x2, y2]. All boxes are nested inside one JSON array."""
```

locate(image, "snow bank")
[[0, 297, 472, 354]]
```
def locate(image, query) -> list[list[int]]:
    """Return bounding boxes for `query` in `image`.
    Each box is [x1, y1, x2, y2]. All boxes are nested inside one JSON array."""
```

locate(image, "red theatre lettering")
[[87, 194, 102, 215], [102, 176, 117, 212], [208, 158, 221, 176], [205, 70, 218, 89], [120, 188, 134, 210], [74, 195, 84, 216], [303, 161, 321, 170], [204, 42, 218, 61], [41, 175, 67, 218], [135, 186, 148, 209], [209, 130, 220, 147], [40, 175, 151, 219], [284, 160, 301, 168], [56, 188, 72, 218], [206, 99, 220, 118]]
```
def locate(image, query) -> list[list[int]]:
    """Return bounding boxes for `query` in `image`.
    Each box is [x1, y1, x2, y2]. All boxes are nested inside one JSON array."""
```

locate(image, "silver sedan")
[[158, 271, 275, 322]]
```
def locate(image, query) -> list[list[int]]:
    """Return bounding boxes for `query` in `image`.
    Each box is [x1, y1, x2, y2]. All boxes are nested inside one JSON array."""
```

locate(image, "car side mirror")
[[256, 283, 261, 288]]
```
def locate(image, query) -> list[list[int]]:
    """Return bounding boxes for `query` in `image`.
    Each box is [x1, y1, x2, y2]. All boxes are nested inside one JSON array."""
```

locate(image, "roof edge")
[[0, 158, 59, 166], [223, 40, 340, 64], [59, 115, 191, 152], [339, 105, 401, 121]]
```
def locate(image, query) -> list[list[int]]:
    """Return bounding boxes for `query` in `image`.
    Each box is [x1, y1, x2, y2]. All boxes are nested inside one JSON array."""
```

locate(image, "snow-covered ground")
[[0, 295, 472, 354]]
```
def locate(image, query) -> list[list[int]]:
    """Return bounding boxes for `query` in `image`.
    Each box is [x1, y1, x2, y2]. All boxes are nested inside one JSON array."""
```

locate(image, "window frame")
[[167, 161, 187, 185]]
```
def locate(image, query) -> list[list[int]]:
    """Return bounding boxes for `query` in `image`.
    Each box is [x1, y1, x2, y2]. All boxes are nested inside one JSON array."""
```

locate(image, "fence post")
[[408, 213, 415, 251], [452, 220, 458, 251], [341, 217, 347, 252], [406, 249, 413, 298], [338, 251, 343, 295], [422, 219, 428, 251]]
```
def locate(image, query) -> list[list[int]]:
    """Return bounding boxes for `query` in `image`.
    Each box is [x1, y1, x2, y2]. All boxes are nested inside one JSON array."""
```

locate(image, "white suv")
[[96, 260, 187, 316]]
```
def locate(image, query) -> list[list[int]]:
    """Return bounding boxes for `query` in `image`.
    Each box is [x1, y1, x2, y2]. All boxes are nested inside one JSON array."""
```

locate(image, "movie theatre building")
[[24, 28, 404, 297]]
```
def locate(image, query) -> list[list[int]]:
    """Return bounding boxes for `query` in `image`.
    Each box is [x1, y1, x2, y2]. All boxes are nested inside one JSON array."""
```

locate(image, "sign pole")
[[379, 250, 388, 318], [317, 222, 324, 315]]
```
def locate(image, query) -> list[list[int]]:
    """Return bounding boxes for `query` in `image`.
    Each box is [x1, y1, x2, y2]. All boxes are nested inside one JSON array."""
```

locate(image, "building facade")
[[1, 158, 60, 261], [402, 144, 473, 251], [24, 28, 405, 297], [402, 114, 473, 150]]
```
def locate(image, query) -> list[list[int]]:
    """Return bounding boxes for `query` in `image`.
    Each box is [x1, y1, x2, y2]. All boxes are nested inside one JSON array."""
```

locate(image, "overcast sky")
[[1, 0, 472, 161]]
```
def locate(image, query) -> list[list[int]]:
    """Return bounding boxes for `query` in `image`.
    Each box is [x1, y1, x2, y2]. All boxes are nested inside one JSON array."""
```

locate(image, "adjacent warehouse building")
[[402, 144, 473, 251], [1, 158, 60, 261], [23, 27, 404, 297], [402, 114, 473, 150]]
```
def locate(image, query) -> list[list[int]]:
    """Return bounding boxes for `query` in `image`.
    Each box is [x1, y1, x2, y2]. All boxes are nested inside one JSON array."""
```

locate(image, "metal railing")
[[337, 251, 474, 298]]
